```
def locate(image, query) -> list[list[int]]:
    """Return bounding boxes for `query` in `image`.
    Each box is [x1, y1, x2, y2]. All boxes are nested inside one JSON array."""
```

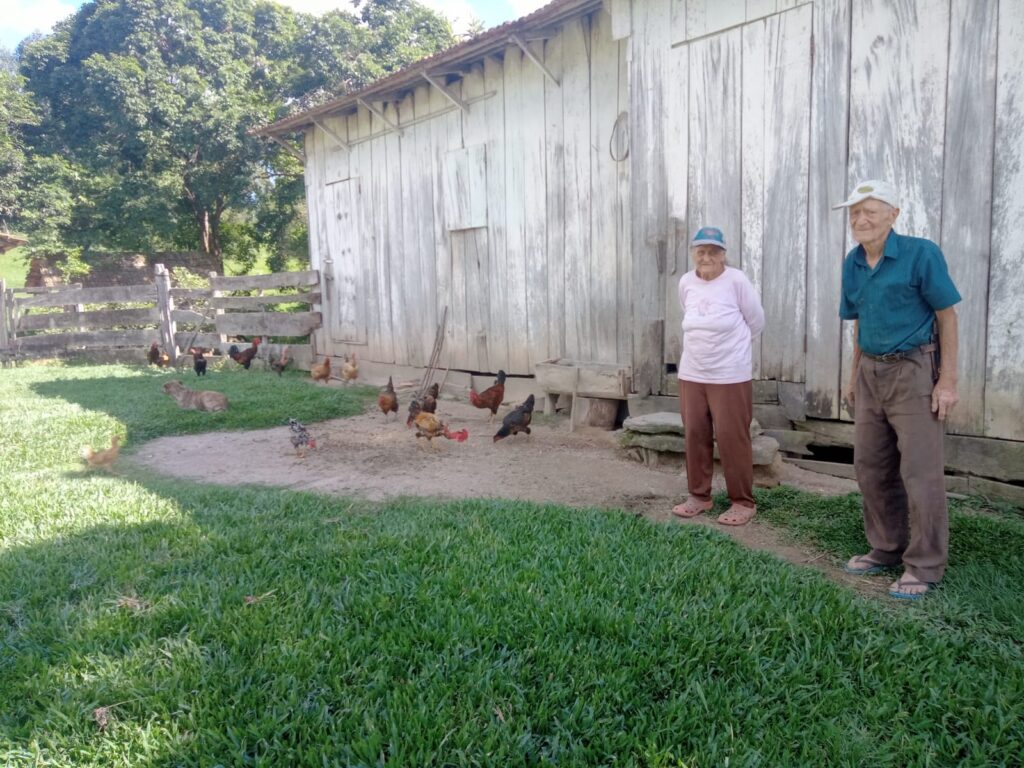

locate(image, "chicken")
[[310, 356, 331, 384], [378, 376, 399, 420], [406, 397, 422, 428], [82, 435, 121, 469], [228, 337, 261, 369], [340, 352, 359, 385], [413, 411, 468, 449], [288, 418, 317, 458], [469, 370, 506, 422], [147, 341, 170, 367], [270, 345, 290, 376], [493, 394, 535, 442], [190, 347, 207, 376], [422, 382, 440, 414]]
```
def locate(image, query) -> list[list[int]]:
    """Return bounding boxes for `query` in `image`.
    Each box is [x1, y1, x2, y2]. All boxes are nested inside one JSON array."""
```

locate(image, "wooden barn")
[[258, 0, 1024, 488]]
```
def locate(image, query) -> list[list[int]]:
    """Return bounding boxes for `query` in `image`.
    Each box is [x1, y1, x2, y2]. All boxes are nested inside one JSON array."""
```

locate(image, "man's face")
[[848, 199, 899, 247], [692, 244, 726, 279]]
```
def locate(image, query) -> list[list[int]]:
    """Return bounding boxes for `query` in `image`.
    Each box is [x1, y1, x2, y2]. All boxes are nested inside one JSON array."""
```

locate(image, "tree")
[[0, 46, 38, 222], [16, 0, 453, 272]]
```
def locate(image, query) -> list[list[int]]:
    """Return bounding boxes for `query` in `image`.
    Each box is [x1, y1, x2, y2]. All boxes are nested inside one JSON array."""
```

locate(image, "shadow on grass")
[[2, 475, 1023, 765], [29, 365, 372, 444]]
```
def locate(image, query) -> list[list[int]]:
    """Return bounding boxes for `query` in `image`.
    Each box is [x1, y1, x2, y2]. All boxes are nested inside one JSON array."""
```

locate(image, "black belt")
[[862, 343, 936, 363]]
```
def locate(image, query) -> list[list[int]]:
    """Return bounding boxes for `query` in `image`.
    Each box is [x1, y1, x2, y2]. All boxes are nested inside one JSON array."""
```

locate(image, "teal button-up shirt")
[[839, 230, 961, 356]]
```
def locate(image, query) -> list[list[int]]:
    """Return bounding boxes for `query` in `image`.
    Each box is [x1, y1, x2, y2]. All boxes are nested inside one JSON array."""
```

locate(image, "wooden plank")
[[457, 64, 491, 371], [740, 16, 766, 377], [590, 9, 621, 365], [16, 284, 156, 309], [746, 0, 776, 20], [414, 85, 439, 366], [214, 311, 322, 337], [562, 15, 593, 364], [688, 28, 742, 273], [760, 4, 811, 383], [669, 0, 687, 45], [502, 44, 532, 374], [630, 0, 670, 394], [354, 105, 385, 359], [805, 0, 850, 420], [483, 54, 511, 371], [321, 114, 351, 184], [845, 0, 949, 422], [209, 293, 320, 310], [384, 99, 410, 366], [987, 0, 1024, 440], [545, 32, 567, 363], [686, 0, 745, 40], [174, 332, 224, 351], [17, 329, 156, 352], [609, 0, 632, 39], [663, 40, 689, 374], [616, 21, 632, 373], [169, 288, 210, 300], [522, 39, 550, 369], [430, 79, 461, 371], [0, 280, 7, 350], [304, 129, 331, 357], [847, 0, 948, 240], [155, 264, 177, 361], [169, 309, 210, 325], [17, 307, 160, 332], [325, 179, 365, 343], [939, 0, 996, 436], [368, 107, 396, 364], [209, 271, 319, 291], [443, 146, 488, 230]]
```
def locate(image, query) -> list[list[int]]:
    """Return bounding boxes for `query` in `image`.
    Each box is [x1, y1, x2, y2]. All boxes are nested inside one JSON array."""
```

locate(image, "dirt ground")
[[131, 395, 889, 596]]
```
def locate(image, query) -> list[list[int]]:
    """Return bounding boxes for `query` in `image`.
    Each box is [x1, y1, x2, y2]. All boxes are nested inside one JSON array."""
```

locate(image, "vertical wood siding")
[[302, 0, 1022, 442]]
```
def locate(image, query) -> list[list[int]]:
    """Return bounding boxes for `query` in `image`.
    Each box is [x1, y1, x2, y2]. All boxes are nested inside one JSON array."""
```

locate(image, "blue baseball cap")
[[691, 226, 726, 249]]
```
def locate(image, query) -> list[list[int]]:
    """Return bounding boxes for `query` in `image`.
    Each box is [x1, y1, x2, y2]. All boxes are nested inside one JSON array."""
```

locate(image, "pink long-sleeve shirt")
[[678, 266, 765, 384]]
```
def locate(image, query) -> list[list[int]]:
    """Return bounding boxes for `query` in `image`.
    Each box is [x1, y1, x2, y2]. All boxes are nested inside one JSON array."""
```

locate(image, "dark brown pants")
[[854, 349, 948, 583], [679, 379, 755, 508]]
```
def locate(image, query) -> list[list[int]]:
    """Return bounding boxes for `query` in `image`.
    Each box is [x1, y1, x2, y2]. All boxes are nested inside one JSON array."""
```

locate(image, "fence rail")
[[0, 264, 322, 368]]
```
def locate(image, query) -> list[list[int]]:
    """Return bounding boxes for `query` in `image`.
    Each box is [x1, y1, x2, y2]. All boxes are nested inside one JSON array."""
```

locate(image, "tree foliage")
[[13, 0, 453, 272]]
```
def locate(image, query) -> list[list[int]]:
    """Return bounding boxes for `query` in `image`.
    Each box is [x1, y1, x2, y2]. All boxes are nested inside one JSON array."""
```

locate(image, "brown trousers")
[[854, 348, 948, 583], [679, 379, 755, 508]]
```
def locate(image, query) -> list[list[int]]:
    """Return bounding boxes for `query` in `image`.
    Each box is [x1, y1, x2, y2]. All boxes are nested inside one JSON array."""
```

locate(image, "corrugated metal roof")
[[254, 0, 603, 137]]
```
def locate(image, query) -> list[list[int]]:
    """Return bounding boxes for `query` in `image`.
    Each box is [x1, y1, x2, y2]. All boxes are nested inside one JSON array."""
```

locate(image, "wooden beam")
[[357, 98, 403, 135], [311, 117, 351, 152], [421, 70, 469, 113], [269, 134, 305, 164], [509, 33, 559, 87]]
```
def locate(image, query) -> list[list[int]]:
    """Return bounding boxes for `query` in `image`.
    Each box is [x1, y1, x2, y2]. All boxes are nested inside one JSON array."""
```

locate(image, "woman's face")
[[693, 245, 726, 280]]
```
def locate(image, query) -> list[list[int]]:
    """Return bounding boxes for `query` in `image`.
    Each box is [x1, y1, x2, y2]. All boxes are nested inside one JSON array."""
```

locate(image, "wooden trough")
[[534, 358, 632, 430]]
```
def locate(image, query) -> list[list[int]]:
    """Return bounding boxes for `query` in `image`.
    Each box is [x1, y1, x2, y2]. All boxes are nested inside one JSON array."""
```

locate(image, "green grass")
[[1, 365, 1022, 766], [0, 245, 29, 289]]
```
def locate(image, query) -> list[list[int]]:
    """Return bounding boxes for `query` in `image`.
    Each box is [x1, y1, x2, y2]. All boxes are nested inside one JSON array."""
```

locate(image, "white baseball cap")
[[832, 179, 900, 210]]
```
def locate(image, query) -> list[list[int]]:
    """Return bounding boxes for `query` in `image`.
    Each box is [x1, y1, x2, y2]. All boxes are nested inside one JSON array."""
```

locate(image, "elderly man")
[[834, 180, 960, 600]]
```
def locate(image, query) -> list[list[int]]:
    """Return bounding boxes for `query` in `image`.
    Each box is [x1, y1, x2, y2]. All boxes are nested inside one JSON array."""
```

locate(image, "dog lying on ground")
[[162, 380, 229, 412]]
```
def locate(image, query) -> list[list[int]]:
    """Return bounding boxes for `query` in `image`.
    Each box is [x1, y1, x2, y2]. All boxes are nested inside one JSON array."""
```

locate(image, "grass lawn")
[[1, 364, 1022, 766]]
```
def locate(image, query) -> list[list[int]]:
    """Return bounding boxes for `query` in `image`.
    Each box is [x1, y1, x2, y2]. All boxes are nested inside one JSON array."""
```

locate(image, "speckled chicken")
[[288, 418, 317, 458], [493, 394, 535, 442]]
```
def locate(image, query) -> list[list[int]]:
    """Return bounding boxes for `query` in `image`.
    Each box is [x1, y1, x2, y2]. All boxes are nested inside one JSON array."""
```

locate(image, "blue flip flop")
[[890, 576, 938, 601], [843, 555, 893, 575]]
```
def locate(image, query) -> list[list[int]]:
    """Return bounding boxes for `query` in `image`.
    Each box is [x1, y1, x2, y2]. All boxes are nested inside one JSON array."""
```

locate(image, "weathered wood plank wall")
[[304, 0, 1023, 442], [988, 0, 1024, 440]]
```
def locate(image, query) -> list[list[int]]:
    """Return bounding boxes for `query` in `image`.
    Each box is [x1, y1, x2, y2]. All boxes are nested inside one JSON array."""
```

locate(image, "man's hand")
[[931, 379, 959, 421], [842, 376, 856, 414]]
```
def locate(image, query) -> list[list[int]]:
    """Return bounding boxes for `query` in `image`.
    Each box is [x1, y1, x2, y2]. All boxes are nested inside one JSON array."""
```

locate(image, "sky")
[[0, 0, 549, 52]]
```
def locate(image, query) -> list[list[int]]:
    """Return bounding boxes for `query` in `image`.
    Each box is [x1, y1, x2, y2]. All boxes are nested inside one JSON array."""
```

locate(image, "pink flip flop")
[[717, 504, 757, 526], [672, 498, 713, 518]]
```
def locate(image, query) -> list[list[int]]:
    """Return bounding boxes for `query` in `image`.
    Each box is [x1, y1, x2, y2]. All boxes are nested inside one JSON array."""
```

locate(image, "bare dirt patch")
[[131, 397, 887, 595]]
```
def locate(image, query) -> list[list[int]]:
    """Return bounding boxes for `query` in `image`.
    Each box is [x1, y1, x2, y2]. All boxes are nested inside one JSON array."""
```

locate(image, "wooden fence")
[[0, 264, 321, 369]]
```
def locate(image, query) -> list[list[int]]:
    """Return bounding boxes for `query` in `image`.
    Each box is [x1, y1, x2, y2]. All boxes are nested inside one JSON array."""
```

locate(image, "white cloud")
[[0, 0, 79, 50]]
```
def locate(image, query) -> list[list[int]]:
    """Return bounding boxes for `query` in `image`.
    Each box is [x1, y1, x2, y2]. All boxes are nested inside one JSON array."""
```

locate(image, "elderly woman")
[[671, 226, 765, 526]]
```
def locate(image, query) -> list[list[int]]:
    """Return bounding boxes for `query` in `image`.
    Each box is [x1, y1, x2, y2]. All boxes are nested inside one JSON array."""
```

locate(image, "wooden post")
[[209, 271, 227, 348], [155, 263, 178, 362]]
